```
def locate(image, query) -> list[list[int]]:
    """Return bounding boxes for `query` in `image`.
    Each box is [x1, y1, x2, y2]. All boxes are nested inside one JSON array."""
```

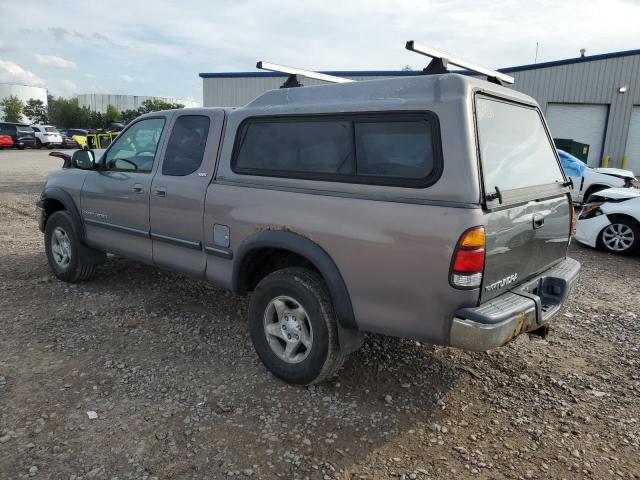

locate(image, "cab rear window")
[[476, 97, 564, 192]]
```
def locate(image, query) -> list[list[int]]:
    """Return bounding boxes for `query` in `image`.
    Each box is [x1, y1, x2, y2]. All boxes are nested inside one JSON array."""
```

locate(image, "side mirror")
[[72, 150, 95, 170]]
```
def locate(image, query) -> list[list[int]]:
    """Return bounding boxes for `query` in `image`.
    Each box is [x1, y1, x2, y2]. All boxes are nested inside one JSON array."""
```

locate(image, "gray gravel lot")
[[0, 149, 639, 479]]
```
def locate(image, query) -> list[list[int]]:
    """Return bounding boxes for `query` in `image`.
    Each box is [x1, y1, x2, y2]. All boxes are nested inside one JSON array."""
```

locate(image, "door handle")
[[154, 188, 167, 197], [533, 214, 545, 229], [132, 184, 144, 194]]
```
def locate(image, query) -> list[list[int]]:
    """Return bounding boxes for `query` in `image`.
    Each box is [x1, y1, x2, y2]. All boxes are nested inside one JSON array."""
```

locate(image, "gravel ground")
[[1, 149, 639, 480]]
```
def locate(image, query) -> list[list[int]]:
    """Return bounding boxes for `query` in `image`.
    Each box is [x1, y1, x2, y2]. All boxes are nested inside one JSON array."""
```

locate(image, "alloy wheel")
[[51, 226, 72, 268], [263, 295, 313, 364], [602, 223, 634, 252]]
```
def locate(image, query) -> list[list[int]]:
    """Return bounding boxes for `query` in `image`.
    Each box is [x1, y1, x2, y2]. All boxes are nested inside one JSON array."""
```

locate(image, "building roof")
[[199, 48, 640, 79]]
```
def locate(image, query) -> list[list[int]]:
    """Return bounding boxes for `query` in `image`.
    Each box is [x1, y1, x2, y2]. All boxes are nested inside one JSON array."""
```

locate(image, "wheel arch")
[[38, 187, 85, 241], [232, 230, 357, 331], [606, 213, 640, 229], [583, 183, 610, 200]]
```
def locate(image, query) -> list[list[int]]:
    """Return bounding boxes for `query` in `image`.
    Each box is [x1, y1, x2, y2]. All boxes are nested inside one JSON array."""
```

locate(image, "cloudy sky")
[[0, 0, 638, 103]]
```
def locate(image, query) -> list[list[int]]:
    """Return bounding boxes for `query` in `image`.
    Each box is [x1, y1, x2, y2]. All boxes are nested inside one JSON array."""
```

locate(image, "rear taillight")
[[450, 226, 485, 289]]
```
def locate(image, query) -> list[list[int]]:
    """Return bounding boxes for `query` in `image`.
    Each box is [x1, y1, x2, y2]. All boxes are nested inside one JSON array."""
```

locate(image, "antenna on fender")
[[256, 61, 354, 88], [405, 41, 514, 86]]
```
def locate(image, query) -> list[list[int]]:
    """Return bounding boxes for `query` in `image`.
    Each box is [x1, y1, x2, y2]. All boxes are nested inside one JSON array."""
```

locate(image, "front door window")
[[104, 118, 165, 172]]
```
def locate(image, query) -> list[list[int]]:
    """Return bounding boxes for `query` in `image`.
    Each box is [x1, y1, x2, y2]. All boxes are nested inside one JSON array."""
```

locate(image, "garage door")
[[624, 106, 640, 175], [545, 103, 608, 167]]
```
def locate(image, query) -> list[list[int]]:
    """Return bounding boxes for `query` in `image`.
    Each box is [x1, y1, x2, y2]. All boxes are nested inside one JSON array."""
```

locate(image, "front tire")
[[44, 211, 97, 282], [249, 267, 346, 385], [598, 217, 639, 255]]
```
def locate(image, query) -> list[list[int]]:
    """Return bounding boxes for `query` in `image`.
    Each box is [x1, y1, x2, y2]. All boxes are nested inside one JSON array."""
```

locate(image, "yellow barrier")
[[603, 155, 609, 168], [622, 156, 629, 169]]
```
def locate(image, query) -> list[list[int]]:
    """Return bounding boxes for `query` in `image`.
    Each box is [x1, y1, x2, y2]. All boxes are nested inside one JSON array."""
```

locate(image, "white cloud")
[[35, 54, 77, 69], [2, 0, 640, 102], [0, 58, 46, 86], [62, 79, 76, 91]]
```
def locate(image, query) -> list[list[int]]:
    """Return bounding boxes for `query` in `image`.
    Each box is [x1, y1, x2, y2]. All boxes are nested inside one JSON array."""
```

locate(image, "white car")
[[30, 124, 63, 149], [557, 149, 637, 203], [575, 187, 640, 255]]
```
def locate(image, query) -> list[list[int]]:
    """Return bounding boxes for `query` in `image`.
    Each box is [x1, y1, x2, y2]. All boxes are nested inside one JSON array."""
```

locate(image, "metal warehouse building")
[[200, 48, 640, 173], [77, 93, 200, 114]]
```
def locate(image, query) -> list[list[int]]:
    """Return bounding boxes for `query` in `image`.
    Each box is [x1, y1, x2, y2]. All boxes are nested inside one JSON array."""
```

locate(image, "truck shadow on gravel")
[[1, 252, 464, 478]]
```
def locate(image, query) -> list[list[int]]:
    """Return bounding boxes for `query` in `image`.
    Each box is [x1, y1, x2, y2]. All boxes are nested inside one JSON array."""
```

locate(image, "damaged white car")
[[575, 188, 640, 255], [557, 149, 638, 203]]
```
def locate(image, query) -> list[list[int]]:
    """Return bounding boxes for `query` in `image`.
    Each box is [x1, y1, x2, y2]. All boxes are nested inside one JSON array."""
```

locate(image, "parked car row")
[[0, 122, 90, 150], [0, 122, 36, 149]]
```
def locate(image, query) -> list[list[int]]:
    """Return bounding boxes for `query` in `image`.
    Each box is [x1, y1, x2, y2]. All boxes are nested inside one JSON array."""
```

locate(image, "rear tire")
[[35, 139, 43, 149], [44, 211, 97, 282], [597, 217, 639, 255], [248, 267, 346, 385]]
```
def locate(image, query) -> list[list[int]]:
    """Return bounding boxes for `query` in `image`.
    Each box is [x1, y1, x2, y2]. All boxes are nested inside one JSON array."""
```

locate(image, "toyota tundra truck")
[[37, 53, 580, 385]]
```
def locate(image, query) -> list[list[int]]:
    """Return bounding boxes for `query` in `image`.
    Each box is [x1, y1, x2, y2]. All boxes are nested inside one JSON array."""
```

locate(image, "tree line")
[[0, 95, 184, 129]]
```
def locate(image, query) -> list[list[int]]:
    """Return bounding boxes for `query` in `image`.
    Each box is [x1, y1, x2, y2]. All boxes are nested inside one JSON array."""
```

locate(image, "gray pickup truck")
[[38, 65, 580, 385]]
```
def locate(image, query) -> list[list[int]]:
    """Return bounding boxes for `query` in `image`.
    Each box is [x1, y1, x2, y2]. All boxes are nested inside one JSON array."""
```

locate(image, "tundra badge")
[[484, 273, 518, 292]]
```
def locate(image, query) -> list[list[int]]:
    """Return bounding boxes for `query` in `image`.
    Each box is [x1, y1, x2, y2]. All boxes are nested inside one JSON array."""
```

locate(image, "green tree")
[[138, 98, 184, 114], [47, 97, 91, 128], [88, 110, 105, 129], [23, 98, 48, 124], [121, 99, 184, 124], [104, 104, 121, 125], [0, 95, 24, 123], [121, 108, 140, 124], [402, 65, 414, 71]]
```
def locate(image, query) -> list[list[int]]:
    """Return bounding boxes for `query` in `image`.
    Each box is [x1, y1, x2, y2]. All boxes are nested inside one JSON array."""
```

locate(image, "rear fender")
[[233, 230, 363, 354]]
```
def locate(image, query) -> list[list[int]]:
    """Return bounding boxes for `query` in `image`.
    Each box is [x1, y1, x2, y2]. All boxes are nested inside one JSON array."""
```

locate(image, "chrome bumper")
[[449, 257, 580, 351]]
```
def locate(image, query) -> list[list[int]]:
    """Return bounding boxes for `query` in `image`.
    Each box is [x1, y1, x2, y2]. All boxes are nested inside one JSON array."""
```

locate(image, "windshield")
[[17, 126, 34, 133], [476, 97, 564, 192], [556, 149, 587, 177]]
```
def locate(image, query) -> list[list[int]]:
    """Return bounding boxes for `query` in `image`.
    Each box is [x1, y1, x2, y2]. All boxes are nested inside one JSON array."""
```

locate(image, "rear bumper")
[[449, 257, 580, 351]]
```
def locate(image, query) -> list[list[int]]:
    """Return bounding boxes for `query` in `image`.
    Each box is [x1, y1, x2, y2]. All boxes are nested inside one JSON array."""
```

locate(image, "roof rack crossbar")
[[405, 41, 515, 85], [256, 61, 354, 88]]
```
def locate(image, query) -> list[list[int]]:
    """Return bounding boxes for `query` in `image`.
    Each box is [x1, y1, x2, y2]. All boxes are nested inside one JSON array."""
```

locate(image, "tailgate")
[[482, 195, 570, 302], [475, 94, 571, 302]]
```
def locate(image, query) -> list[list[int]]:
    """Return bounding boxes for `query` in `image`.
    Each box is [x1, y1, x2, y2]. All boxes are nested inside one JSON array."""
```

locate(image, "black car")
[[59, 128, 89, 138], [0, 122, 36, 149]]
